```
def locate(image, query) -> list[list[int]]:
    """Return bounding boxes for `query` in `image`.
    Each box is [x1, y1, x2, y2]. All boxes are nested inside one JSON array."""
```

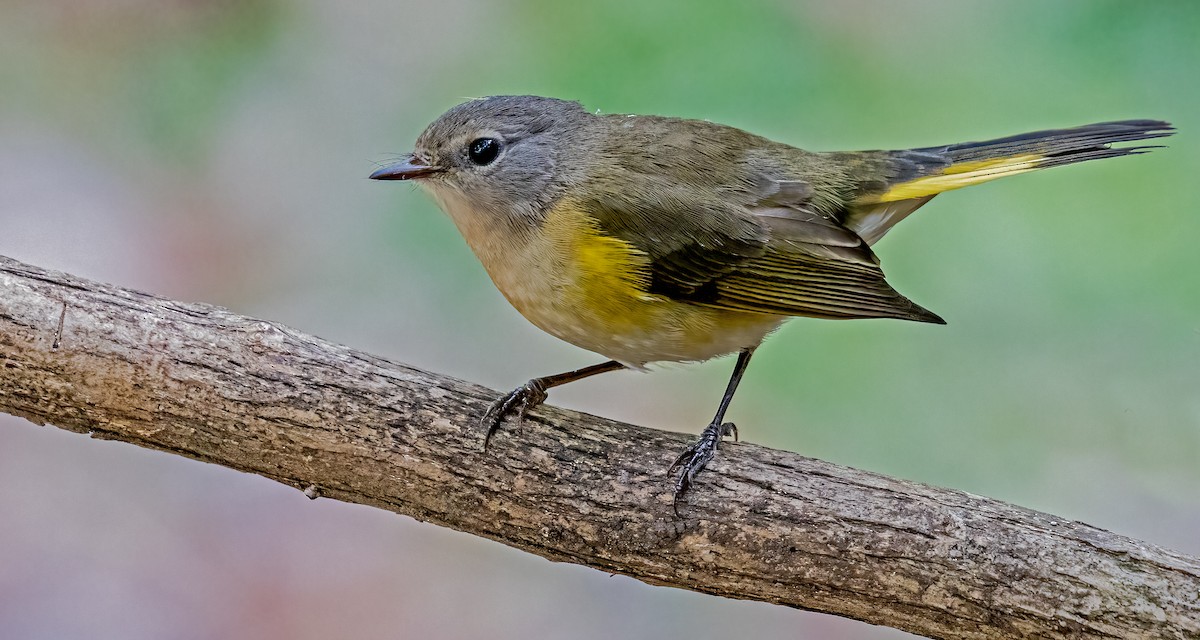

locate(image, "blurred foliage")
[[1, 2, 285, 163], [119, 2, 285, 162]]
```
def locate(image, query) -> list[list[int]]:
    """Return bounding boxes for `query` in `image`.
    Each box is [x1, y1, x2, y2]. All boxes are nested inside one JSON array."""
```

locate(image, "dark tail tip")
[[926, 119, 1176, 166], [917, 310, 948, 325], [904, 301, 946, 325]]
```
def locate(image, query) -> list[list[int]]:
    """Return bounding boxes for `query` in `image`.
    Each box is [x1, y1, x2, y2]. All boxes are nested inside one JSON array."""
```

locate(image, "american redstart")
[[371, 95, 1172, 505]]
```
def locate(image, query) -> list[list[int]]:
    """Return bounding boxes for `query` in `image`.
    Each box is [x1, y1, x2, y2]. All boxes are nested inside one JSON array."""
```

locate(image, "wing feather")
[[583, 175, 944, 324]]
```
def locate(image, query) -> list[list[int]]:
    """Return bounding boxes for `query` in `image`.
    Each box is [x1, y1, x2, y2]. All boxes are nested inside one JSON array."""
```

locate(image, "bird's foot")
[[669, 421, 738, 514], [481, 379, 549, 448]]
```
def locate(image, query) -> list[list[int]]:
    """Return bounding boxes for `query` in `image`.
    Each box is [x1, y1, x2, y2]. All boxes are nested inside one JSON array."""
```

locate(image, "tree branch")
[[1, 254, 1196, 640]]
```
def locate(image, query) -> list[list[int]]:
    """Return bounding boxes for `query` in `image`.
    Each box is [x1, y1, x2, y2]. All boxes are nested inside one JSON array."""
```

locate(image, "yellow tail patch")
[[871, 154, 1044, 203]]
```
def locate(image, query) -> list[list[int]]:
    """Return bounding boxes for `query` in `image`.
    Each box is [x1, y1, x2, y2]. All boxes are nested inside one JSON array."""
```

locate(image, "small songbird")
[[371, 95, 1171, 504]]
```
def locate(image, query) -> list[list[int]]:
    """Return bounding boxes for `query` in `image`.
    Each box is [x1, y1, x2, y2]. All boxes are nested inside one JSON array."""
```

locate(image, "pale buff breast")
[[429, 187, 783, 367]]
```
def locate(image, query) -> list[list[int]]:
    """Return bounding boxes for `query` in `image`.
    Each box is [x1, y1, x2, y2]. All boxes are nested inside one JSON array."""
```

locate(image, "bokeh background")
[[2, 1, 1198, 638]]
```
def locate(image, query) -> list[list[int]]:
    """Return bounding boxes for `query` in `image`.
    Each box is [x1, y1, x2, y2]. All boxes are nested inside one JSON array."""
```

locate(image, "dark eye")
[[467, 138, 500, 165]]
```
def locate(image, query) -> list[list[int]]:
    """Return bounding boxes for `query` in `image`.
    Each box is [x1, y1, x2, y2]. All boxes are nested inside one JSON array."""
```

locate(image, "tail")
[[847, 120, 1175, 244]]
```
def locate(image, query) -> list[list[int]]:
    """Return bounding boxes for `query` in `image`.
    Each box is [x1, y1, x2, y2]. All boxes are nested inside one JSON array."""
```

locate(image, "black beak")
[[369, 155, 442, 180]]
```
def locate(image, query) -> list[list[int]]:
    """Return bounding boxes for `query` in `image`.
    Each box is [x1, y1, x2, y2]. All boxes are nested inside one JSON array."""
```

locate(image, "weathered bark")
[[0, 254, 1196, 639]]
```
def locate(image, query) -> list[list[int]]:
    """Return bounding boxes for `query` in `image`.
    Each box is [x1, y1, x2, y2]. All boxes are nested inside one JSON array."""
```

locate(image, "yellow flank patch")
[[872, 153, 1044, 203], [541, 201, 652, 326], [491, 199, 784, 364]]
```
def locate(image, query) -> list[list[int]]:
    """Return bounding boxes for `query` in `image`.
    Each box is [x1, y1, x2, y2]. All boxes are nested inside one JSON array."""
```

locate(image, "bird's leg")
[[670, 347, 756, 510], [482, 360, 626, 448]]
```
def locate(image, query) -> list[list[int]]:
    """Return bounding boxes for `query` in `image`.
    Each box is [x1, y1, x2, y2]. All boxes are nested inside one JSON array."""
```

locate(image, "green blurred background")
[[1, 1, 1197, 638]]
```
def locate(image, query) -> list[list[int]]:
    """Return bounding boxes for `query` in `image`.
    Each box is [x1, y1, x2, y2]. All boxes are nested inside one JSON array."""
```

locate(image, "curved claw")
[[670, 421, 737, 515], [481, 380, 548, 449]]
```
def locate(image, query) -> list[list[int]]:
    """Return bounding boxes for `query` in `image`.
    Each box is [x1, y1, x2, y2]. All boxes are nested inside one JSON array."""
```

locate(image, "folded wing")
[[583, 179, 945, 324]]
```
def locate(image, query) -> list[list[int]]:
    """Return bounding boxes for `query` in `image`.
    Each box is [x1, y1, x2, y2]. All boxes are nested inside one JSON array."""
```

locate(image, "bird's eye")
[[467, 138, 500, 166]]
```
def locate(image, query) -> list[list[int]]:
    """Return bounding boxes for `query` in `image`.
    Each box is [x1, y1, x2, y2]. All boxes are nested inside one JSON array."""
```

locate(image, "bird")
[[370, 95, 1172, 505]]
